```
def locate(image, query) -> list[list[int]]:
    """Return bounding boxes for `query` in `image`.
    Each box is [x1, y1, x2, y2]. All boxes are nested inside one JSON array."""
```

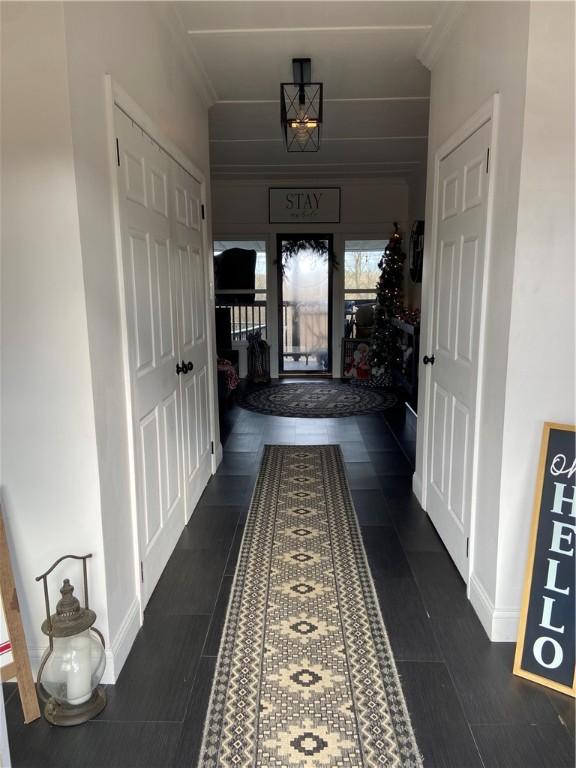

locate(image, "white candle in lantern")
[[66, 634, 92, 705]]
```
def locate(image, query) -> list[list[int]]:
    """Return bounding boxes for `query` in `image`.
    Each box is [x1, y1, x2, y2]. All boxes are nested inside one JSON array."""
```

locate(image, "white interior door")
[[115, 107, 211, 604], [425, 120, 491, 580], [171, 163, 212, 517]]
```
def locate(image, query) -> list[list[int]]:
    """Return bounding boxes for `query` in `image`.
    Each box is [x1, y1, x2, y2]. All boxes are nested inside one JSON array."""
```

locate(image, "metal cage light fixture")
[[280, 58, 323, 152]]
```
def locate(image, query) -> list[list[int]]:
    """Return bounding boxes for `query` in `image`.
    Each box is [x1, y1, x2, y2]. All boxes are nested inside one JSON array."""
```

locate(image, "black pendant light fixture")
[[280, 58, 323, 152]]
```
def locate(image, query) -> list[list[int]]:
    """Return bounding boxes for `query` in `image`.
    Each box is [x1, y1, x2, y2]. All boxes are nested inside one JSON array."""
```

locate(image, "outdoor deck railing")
[[215, 295, 267, 341], [215, 292, 377, 344]]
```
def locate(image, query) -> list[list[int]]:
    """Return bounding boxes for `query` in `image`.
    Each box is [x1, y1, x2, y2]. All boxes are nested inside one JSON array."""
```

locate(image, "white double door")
[[115, 107, 212, 605], [425, 120, 491, 580]]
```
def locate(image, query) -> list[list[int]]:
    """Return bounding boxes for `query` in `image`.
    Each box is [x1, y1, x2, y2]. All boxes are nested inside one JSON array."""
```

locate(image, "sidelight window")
[[343, 240, 387, 337], [213, 239, 267, 340]]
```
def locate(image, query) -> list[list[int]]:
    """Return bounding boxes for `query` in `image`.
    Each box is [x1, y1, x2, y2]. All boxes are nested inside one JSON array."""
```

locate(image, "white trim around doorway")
[[414, 93, 500, 598], [103, 75, 221, 626]]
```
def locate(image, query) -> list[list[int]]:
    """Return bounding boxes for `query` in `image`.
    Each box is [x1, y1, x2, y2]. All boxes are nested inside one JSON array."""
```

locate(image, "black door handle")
[[186, 361, 194, 372], [176, 361, 186, 375], [423, 355, 435, 365]]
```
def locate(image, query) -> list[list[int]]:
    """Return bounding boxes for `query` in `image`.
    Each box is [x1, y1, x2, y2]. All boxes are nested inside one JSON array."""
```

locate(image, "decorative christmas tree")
[[369, 223, 406, 386]]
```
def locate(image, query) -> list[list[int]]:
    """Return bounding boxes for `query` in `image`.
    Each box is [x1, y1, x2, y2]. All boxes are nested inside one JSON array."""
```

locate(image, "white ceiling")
[[176, 1, 447, 180]]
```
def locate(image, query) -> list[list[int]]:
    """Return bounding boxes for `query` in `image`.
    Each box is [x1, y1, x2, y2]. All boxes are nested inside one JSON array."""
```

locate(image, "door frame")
[[276, 233, 334, 376], [418, 94, 500, 589], [104, 76, 221, 616]]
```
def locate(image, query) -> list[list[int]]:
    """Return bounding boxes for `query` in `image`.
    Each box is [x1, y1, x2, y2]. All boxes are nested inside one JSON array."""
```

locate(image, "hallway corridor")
[[4, 402, 574, 767]]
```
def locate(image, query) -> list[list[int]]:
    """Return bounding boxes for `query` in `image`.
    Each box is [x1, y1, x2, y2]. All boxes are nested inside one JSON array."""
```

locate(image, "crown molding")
[[210, 135, 427, 144], [211, 171, 412, 182], [188, 25, 432, 36], [156, 3, 218, 107], [214, 96, 430, 105], [210, 161, 422, 181], [417, 2, 466, 71], [212, 161, 420, 169], [211, 176, 410, 188]]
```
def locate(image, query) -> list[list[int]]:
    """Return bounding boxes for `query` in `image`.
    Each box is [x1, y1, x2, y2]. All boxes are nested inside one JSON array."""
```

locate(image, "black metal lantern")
[[35, 554, 106, 726], [280, 58, 323, 152]]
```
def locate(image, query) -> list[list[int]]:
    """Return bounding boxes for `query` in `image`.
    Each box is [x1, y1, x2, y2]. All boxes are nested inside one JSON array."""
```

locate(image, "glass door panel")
[[278, 235, 332, 374]]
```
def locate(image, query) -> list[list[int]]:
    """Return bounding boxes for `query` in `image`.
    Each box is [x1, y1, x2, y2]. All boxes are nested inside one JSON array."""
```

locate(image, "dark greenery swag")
[[276, 237, 338, 274]]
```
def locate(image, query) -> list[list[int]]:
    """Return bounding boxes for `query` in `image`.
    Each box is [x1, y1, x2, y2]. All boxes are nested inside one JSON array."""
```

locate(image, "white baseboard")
[[106, 597, 141, 682], [26, 598, 141, 685], [469, 573, 494, 637], [469, 573, 519, 642], [490, 610, 520, 642], [412, 472, 423, 506]]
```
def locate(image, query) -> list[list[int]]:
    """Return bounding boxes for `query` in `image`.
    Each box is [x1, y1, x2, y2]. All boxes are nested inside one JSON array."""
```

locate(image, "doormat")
[[238, 382, 397, 418], [198, 445, 422, 767]]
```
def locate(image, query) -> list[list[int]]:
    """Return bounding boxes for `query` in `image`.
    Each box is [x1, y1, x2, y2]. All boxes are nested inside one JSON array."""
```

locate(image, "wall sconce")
[[280, 58, 323, 152], [35, 554, 106, 726]]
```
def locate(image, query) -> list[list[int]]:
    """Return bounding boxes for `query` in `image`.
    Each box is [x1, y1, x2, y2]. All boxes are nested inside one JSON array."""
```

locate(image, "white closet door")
[[116, 108, 185, 604], [115, 106, 211, 604], [171, 163, 212, 517], [425, 120, 491, 580]]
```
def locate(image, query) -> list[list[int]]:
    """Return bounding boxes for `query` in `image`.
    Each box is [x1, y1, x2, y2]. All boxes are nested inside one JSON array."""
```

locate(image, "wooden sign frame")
[[269, 187, 341, 224], [513, 422, 576, 697], [0, 506, 40, 722]]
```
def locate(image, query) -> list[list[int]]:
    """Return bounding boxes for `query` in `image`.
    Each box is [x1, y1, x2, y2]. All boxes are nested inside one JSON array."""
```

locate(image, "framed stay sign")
[[269, 187, 341, 224], [513, 422, 576, 696]]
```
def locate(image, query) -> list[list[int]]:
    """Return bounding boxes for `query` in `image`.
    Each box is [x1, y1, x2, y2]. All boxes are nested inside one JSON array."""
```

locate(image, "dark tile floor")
[[4, 391, 574, 767]]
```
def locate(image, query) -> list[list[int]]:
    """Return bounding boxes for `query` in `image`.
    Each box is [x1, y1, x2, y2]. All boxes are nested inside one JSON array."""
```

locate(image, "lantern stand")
[[35, 554, 106, 726]]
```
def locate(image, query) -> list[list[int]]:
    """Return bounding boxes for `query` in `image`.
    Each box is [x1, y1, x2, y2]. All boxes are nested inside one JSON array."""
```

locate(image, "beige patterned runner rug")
[[198, 445, 422, 767]]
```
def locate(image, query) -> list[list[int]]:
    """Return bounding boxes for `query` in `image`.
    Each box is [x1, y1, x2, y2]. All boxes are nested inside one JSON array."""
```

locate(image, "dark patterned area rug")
[[198, 445, 422, 767], [238, 382, 397, 418]]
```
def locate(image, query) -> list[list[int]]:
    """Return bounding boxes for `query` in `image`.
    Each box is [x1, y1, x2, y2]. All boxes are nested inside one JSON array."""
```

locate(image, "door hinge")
[[116, 138, 121, 167], [466, 538, 470, 558], [486, 147, 490, 174], [211, 440, 214, 455], [140, 561, 144, 583], [201, 204, 206, 220]]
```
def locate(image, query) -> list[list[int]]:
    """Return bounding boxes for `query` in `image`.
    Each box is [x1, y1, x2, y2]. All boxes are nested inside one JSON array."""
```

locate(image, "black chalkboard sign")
[[514, 423, 575, 696]]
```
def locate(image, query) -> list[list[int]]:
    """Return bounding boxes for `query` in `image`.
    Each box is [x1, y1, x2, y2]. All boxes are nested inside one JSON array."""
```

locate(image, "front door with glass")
[[277, 235, 333, 375]]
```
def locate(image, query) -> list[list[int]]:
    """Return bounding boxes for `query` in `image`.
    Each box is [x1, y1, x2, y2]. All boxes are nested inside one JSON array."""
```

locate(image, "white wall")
[[497, 1, 575, 618], [0, 1, 108, 668], [416, 1, 531, 637], [212, 177, 410, 377], [62, 1, 214, 675], [416, 1, 574, 640], [1, 1, 213, 681]]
